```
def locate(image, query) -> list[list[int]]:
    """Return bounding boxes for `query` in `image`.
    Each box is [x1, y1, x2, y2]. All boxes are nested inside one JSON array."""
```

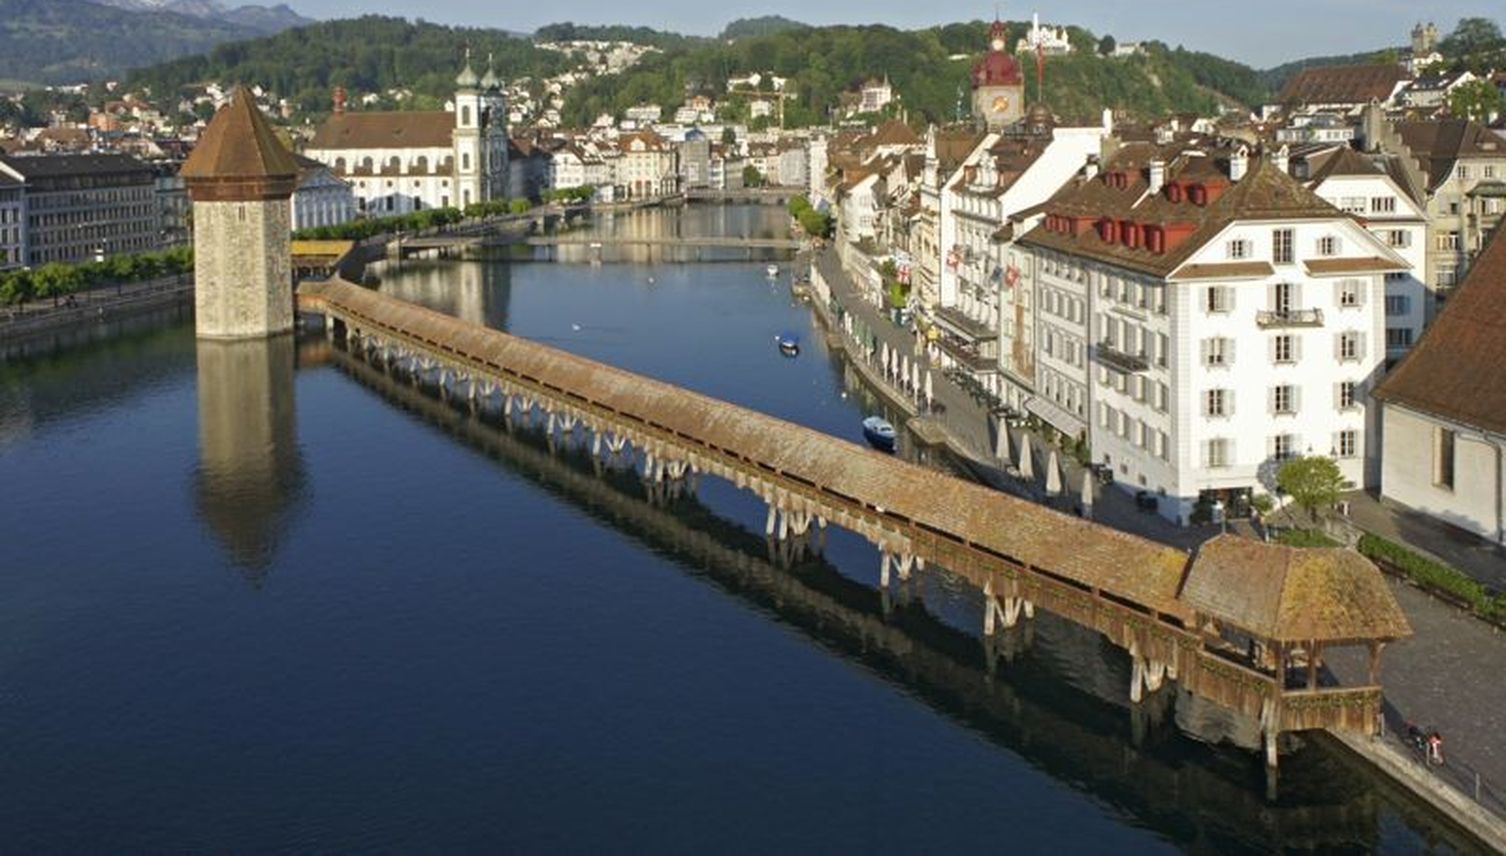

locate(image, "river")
[[0, 205, 1472, 852]]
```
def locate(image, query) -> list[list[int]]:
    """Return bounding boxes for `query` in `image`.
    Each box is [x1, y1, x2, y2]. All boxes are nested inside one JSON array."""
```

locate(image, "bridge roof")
[[302, 277, 1195, 619], [1181, 535, 1411, 644]]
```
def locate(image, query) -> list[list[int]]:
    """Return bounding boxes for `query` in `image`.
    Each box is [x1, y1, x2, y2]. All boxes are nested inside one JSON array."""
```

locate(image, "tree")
[[742, 165, 765, 187], [721, 126, 737, 146], [1440, 17, 1505, 58], [1275, 456, 1347, 523], [1098, 34, 1116, 56], [1447, 78, 1505, 123]]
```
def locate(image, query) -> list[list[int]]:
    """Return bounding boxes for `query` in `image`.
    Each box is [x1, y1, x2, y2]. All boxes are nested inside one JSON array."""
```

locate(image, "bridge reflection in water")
[[298, 277, 1409, 773], [327, 346, 1465, 852]]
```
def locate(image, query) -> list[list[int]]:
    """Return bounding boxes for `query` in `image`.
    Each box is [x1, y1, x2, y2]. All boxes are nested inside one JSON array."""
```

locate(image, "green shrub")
[[1357, 533, 1494, 614]]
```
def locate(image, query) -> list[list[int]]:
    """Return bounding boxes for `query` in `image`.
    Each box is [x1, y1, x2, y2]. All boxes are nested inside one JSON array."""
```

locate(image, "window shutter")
[[1333, 333, 1342, 361], [1293, 335, 1303, 363], [1227, 338, 1236, 365], [1268, 336, 1277, 364], [1267, 386, 1276, 415], [1357, 332, 1367, 357], [1333, 382, 1342, 410], [1227, 389, 1236, 416], [1266, 281, 1276, 310], [1293, 385, 1302, 414], [1200, 338, 1209, 365], [1292, 281, 1303, 308]]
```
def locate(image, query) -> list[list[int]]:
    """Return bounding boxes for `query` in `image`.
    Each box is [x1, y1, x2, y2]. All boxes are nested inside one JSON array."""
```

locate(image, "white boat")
[[862, 416, 897, 452], [766, 264, 780, 278]]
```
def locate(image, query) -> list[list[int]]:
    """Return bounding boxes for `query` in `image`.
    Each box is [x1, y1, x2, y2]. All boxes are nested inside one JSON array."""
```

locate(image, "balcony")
[[936, 337, 997, 373], [1096, 341, 1149, 373], [1256, 308, 1324, 328]]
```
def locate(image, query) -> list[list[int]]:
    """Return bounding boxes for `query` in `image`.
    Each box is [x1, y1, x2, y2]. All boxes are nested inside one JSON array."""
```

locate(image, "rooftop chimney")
[[1083, 155, 1100, 181], [332, 86, 346, 115], [1147, 158, 1165, 195], [1230, 145, 1248, 182], [1273, 144, 1289, 175]]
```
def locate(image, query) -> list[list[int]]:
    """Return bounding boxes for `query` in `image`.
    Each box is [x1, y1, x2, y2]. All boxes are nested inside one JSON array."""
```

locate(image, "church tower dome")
[[455, 48, 480, 90]]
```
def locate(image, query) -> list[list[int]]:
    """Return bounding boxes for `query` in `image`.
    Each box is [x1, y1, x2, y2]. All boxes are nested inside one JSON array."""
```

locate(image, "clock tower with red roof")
[[971, 18, 1025, 129]]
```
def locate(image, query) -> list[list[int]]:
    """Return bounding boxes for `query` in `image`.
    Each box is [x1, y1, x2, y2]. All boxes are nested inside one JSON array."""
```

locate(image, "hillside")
[[561, 22, 1271, 127], [0, 0, 309, 84], [127, 16, 573, 114]]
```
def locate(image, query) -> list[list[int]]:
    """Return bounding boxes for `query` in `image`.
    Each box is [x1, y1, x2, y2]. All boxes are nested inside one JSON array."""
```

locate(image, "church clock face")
[[992, 95, 1010, 113], [991, 37, 1005, 51]]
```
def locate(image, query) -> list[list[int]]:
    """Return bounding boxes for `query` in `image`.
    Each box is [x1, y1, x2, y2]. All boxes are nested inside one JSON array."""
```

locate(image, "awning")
[[1025, 395, 1086, 438], [1469, 181, 1506, 198]]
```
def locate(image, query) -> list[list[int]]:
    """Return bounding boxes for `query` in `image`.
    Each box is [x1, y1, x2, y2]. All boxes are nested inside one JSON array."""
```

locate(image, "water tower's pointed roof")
[[181, 86, 298, 201]]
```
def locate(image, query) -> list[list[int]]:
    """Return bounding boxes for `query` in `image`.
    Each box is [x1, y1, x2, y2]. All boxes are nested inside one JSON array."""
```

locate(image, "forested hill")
[[122, 15, 1278, 124], [561, 22, 1271, 126], [127, 16, 573, 114], [0, 0, 299, 85]]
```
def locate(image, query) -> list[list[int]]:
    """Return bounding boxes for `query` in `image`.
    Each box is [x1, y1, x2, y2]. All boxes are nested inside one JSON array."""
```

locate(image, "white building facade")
[[304, 55, 509, 215], [1018, 147, 1405, 524]]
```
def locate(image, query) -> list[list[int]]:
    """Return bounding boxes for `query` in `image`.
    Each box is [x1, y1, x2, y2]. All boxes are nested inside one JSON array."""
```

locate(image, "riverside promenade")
[[805, 244, 1506, 847]]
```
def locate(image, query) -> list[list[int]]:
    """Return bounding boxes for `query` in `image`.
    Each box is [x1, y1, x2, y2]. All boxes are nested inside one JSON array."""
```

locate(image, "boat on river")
[[766, 264, 780, 278], [777, 332, 800, 357], [862, 416, 896, 452]]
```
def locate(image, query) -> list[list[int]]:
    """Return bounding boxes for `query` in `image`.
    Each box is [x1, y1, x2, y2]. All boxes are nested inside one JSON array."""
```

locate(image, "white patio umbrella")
[[994, 419, 1011, 460], [1016, 431, 1034, 481], [911, 361, 922, 399], [1045, 449, 1062, 497], [1081, 468, 1095, 519], [881, 341, 890, 374], [923, 370, 934, 409]]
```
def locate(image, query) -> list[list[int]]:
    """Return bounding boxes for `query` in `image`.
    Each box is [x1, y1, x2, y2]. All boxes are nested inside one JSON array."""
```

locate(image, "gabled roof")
[[1374, 222, 1506, 436], [182, 86, 297, 181], [867, 119, 919, 148], [0, 152, 152, 180], [1278, 63, 1407, 106], [1394, 119, 1506, 191], [1182, 535, 1411, 645], [1307, 145, 1383, 183], [1018, 146, 1343, 278], [309, 111, 454, 151]]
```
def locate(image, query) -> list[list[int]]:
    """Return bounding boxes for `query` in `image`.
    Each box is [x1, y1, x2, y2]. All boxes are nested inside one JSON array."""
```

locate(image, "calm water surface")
[[0, 206, 1470, 851]]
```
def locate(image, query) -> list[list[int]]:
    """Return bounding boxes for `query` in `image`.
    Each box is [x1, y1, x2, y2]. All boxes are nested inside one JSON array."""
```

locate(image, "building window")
[[1337, 331, 1362, 361], [1438, 267, 1458, 287], [1273, 434, 1296, 461], [1227, 239, 1249, 259], [1338, 429, 1357, 458], [1205, 285, 1232, 313], [1206, 438, 1231, 468], [1204, 388, 1230, 417], [1339, 279, 1362, 307], [1340, 197, 1366, 214], [1439, 231, 1461, 251], [1203, 336, 1230, 366], [1434, 426, 1456, 489], [1274, 334, 1295, 363], [1317, 235, 1340, 256], [1273, 384, 1296, 415], [1273, 228, 1294, 264], [1456, 164, 1470, 180], [1486, 166, 1497, 179], [1385, 294, 1410, 315], [1339, 380, 1357, 409], [1387, 229, 1411, 248], [1371, 196, 1396, 214], [1386, 327, 1415, 349]]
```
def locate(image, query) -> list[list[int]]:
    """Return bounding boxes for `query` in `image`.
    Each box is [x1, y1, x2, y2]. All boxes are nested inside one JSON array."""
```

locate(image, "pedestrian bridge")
[[297, 276, 1410, 766]]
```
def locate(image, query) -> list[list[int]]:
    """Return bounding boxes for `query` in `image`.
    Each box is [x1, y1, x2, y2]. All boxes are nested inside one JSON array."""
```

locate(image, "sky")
[[286, 0, 1503, 68]]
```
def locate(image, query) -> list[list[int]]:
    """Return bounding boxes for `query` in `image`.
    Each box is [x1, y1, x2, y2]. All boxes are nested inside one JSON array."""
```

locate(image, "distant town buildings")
[[1016, 13, 1074, 56], [0, 152, 158, 265]]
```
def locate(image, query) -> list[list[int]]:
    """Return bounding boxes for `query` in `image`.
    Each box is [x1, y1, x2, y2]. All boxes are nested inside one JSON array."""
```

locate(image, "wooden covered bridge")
[[297, 277, 1411, 767]]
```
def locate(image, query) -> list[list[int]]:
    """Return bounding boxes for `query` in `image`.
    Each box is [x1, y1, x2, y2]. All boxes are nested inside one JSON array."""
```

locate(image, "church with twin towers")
[[303, 51, 511, 216]]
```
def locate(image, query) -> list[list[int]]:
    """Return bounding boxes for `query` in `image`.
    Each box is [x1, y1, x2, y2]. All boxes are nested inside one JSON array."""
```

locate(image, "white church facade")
[[304, 53, 509, 215]]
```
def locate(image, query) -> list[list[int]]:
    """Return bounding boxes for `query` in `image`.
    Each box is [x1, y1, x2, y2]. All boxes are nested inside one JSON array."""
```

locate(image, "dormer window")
[[1318, 235, 1340, 256], [1189, 184, 1208, 206], [1122, 222, 1142, 248], [1166, 183, 1183, 203], [1227, 239, 1249, 259]]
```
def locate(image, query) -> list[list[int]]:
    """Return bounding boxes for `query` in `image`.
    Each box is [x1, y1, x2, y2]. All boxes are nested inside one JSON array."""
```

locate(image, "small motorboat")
[[862, 416, 897, 452], [777, 332, 800, 357], [766, 264, 780, 278]]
